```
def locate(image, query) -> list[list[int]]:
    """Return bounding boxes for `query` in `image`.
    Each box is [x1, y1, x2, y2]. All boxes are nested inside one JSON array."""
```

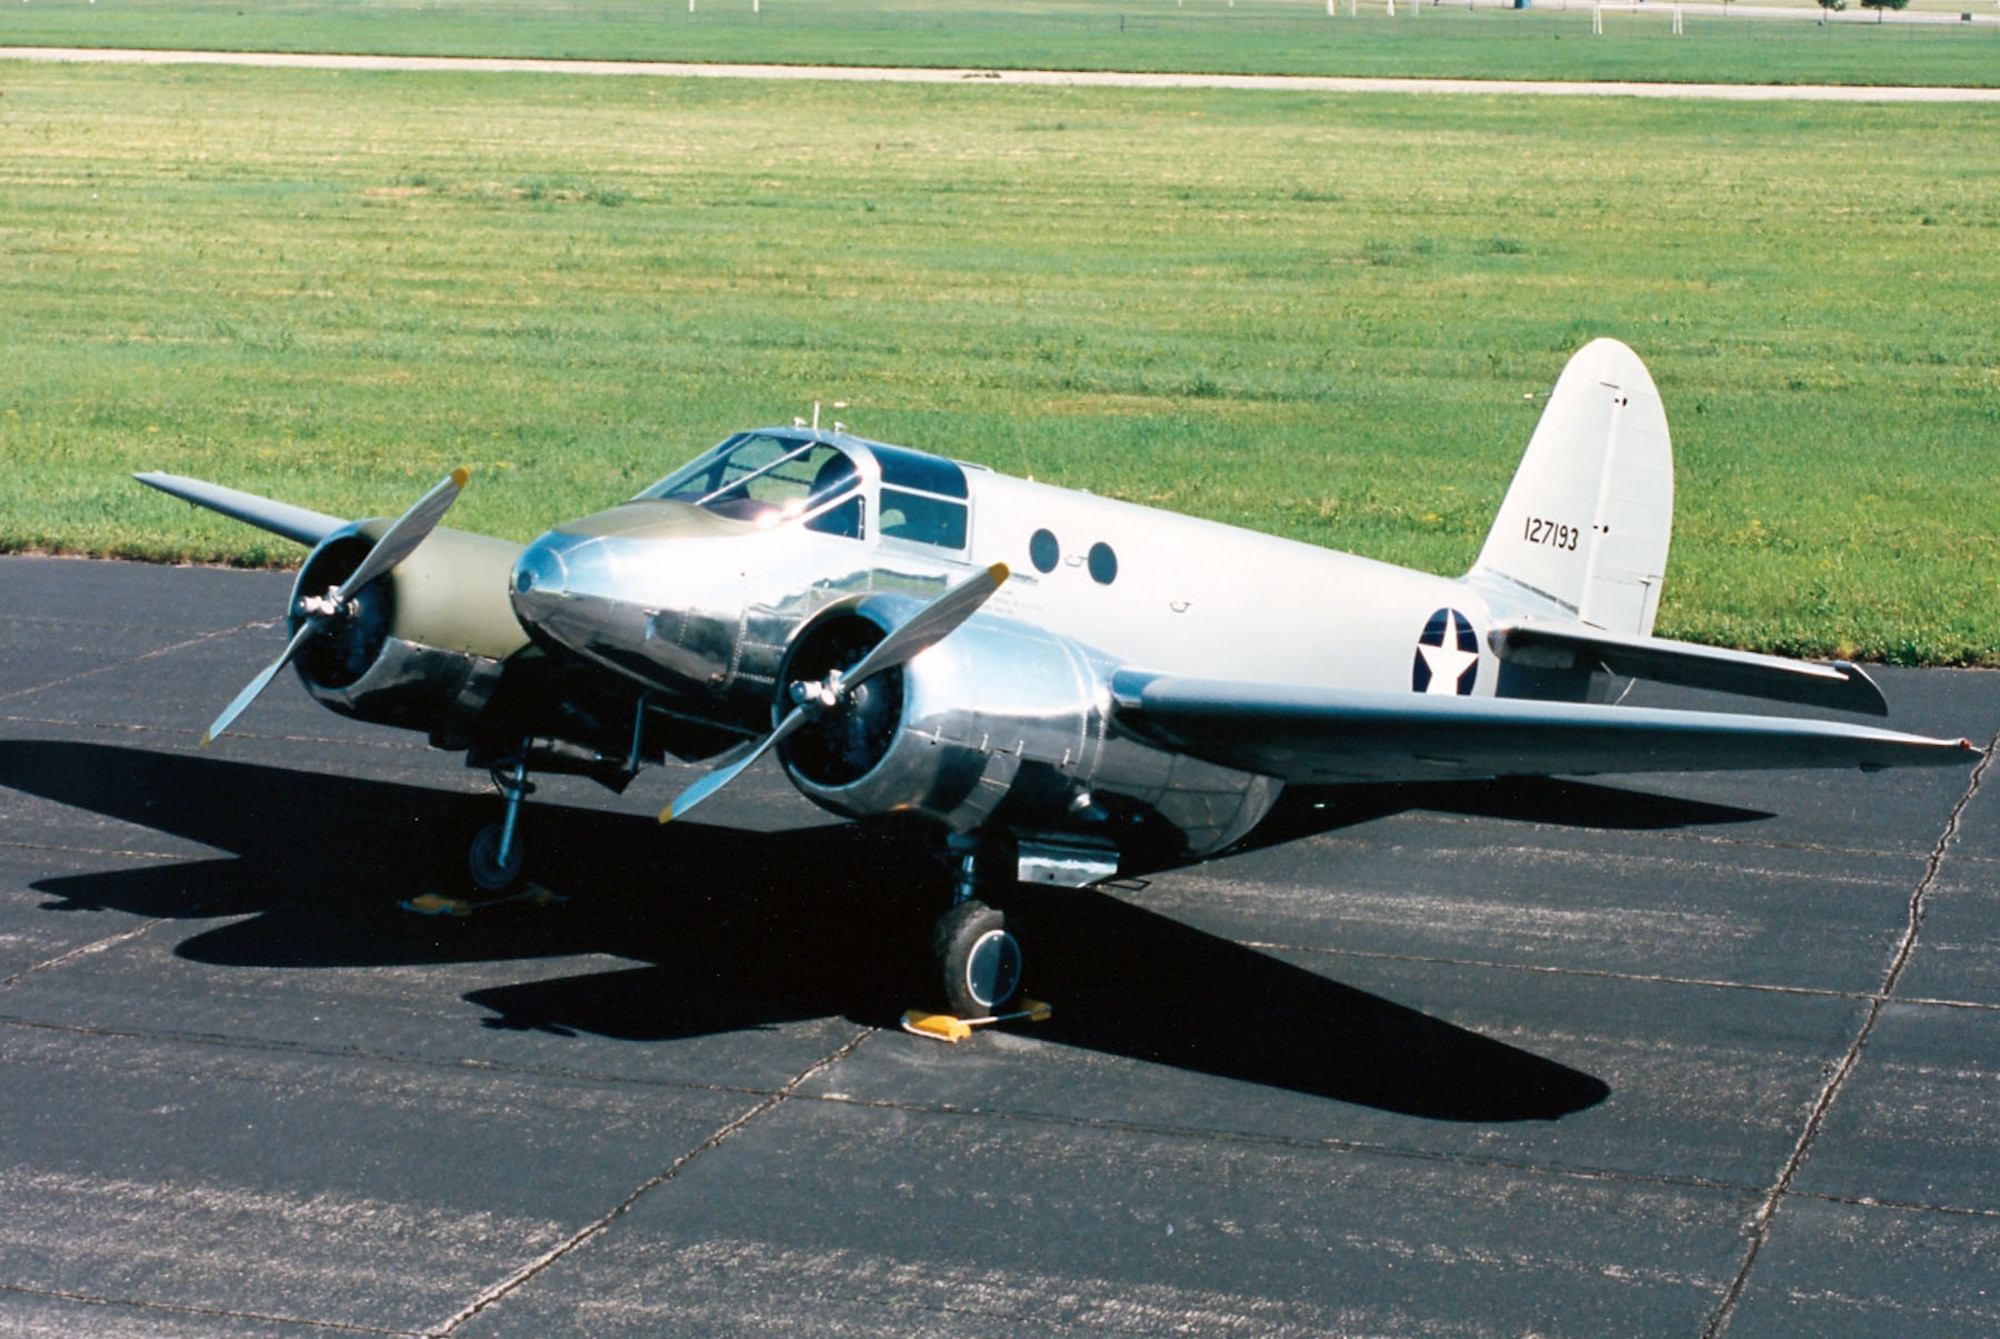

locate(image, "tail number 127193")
[[1524, 516, 1579, 551]]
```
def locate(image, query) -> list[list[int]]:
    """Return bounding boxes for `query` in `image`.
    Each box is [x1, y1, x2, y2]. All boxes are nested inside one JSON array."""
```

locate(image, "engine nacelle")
[[288, 522, 529, 736], [777, 595, 1280, 857]]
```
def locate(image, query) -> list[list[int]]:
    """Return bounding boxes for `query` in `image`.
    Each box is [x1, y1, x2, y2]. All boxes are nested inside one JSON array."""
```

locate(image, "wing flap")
[[1108, 671, 1971, 786], [1490, 621, 1888, 717], [134, 472, 346, 547]]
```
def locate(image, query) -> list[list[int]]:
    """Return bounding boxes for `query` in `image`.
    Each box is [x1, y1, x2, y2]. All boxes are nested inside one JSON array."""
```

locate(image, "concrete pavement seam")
[[0, 1009, 791, 1099], [1698, 728, 1998, 1339], [0, 616, 277, 705], [426, 1025, 878, 1336], [0, 919, 167, 990], [0, 1280, 422, 1336]]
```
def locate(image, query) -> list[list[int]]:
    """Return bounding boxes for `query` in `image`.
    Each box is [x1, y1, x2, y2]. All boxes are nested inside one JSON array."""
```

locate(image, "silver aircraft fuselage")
[[508, 430, 1557, 857]]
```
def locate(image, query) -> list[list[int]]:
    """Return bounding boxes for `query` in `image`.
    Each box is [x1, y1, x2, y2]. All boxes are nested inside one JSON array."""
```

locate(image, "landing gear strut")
[[451, 756, 535, 896], [930, 838, 1024, 1019]]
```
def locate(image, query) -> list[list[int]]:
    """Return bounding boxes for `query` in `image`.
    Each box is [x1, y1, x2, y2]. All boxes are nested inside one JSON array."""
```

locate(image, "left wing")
[[1108, 670, 1974, 786], [134, 472, 345, 546]]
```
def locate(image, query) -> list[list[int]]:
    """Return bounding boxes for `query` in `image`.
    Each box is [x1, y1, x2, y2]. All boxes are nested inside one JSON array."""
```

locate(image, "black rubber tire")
[[932, 900, 1023, 1020], [466, 819, 526, 896], [436, 795, 527, 897]]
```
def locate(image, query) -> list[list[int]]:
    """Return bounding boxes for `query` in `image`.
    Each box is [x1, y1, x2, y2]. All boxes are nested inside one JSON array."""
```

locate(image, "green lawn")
[[6, 0, 2000, 87], [2, 63, 1997, 661]]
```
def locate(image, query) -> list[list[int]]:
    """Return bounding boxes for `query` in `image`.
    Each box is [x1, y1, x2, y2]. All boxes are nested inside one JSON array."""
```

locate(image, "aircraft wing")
[[1107, 670, 1975, 786], [134, 472, 346, 547]]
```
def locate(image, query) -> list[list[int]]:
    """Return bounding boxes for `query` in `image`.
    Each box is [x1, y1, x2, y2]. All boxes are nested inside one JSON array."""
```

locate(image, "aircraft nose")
[[509, 530, 608, 655], [511, 532, 570, 602]]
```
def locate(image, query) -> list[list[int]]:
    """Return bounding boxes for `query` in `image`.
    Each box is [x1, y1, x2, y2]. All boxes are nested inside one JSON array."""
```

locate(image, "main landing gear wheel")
[[438, 755, 535, 898], [465, 817, 526, 895], [436, 795, 531, 897], [932, 900, 1023, 1020]]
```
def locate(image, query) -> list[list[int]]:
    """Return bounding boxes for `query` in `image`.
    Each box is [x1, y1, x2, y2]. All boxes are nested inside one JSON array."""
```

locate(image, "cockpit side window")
[[879, 489, 968, 548], [802, 450, 863, 538], [637, 435, 864, 536], [869, 444, 970, 550], [871, 444, 968, 499]]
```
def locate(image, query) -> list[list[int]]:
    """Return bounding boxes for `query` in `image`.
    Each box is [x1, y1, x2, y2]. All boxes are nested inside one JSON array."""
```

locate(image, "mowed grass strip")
[[1, 64, 1996, 661], [7, 0, 2000, 88]]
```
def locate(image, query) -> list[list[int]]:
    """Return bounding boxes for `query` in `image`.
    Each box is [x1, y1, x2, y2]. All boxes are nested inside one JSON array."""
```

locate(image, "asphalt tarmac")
[[1, 553, 1997, 1337]]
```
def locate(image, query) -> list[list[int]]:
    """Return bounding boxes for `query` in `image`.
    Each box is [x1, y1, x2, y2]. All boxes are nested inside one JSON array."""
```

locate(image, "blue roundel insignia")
[[1411, 608, 1479, 696]]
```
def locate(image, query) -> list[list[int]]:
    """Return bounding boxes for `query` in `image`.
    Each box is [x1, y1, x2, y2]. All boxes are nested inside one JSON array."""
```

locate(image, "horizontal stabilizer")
[[1108, 671, 1970, 788], [1490, 622, 1888, 717], [134, 472, 345, 547]]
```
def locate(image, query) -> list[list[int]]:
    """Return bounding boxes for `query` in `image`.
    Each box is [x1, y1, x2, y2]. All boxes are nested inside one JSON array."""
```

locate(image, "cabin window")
[[867, 444, 969, 549], [1087, 542, 1118, 585], [871, 444, 968, 499], [879, 488, 968, 550], [1029, 528, 1059, 573]]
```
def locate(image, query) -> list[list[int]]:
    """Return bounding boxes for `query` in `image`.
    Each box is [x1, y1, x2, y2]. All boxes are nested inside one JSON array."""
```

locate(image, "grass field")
[[7, 0, 2000, 88], [2, 62, 1997, 662]]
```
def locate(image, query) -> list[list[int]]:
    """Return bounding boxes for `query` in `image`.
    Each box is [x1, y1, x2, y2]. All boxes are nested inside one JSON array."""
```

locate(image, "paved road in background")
[[7, 44, 2000, 101], [2, 554, 1998, 1334]]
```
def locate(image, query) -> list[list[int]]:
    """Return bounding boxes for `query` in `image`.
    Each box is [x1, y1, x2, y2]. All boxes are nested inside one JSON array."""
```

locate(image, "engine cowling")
[[288, 521, 529, 735], [775, 595, 1280, 856]]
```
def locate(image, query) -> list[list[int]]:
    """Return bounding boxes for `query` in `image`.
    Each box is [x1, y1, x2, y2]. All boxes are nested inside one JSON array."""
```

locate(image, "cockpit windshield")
[[638, 434, 862, 536]]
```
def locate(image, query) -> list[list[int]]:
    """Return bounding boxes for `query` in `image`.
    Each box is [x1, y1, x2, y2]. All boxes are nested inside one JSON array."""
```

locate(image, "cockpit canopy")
[[636, 432, 971, 551]]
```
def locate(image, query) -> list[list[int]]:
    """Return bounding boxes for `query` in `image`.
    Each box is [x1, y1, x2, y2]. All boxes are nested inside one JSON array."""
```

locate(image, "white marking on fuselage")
[[1417, 640, 1480, 696]]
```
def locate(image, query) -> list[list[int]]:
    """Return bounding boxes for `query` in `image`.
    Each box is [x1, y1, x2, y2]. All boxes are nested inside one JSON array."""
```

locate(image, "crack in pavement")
[[0, 1280, 420, 1335], [1699, 729, 1998, 1339], [0, 919, 168, 990], [426, 1026, 879, 1336], [0, 617, 277, 706]]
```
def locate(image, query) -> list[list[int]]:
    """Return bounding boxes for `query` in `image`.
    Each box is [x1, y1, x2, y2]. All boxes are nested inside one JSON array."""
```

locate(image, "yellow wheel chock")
[[900, 999, 1052, 1044], [399, 884, 566, 918]]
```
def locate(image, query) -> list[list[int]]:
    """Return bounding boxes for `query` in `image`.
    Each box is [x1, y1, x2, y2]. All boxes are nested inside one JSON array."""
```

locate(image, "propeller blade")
[[844, 562, 1009, 688], [331, 467, 470, 604], [656, 562, 1008, 824], [202, 619, 319, 747], [660, 708, 813, 824]]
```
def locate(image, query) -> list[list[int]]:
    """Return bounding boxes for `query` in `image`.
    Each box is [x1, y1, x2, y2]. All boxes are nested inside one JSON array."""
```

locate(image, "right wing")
[[1108, 670, 1974, 787], [134, 472, 346, 547]]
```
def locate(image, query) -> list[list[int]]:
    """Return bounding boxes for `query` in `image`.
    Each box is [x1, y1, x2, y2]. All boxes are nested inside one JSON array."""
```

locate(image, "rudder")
[[1468, 338, 1673, 636]]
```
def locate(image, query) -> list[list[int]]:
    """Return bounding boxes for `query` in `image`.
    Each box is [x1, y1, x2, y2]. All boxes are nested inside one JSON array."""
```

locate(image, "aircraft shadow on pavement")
[[0, 740, 1772, 1121]]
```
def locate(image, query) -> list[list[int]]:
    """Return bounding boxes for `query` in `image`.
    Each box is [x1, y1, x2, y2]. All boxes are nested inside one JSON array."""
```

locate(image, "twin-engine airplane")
[[139, 339, 1975, 1019]]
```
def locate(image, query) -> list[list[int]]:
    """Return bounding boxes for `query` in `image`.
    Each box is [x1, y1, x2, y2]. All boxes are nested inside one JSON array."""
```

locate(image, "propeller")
[[661, 561, 1010, 823], [202, 467, 469, 746]]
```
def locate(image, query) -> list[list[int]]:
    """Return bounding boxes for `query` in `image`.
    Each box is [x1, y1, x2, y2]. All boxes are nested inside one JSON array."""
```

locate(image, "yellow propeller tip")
[[658, 807, 675, 825], [988, 561, 1010, 584], [450, 466, 470, 488], [198, 734, 213, 749]]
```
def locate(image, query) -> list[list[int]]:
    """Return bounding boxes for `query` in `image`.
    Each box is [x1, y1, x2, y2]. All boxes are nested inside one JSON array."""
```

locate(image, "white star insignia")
[[1418, 640, 1478, 696]]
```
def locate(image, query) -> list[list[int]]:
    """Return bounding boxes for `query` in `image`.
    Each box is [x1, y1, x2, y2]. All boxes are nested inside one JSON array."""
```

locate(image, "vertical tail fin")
[[1468, 338, 1673, 636]]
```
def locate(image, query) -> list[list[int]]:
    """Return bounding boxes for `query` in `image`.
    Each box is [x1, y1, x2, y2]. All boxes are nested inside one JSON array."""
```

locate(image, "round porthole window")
[[1029, 528, 1059, 574], [1087, 542, 1117, 585]]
